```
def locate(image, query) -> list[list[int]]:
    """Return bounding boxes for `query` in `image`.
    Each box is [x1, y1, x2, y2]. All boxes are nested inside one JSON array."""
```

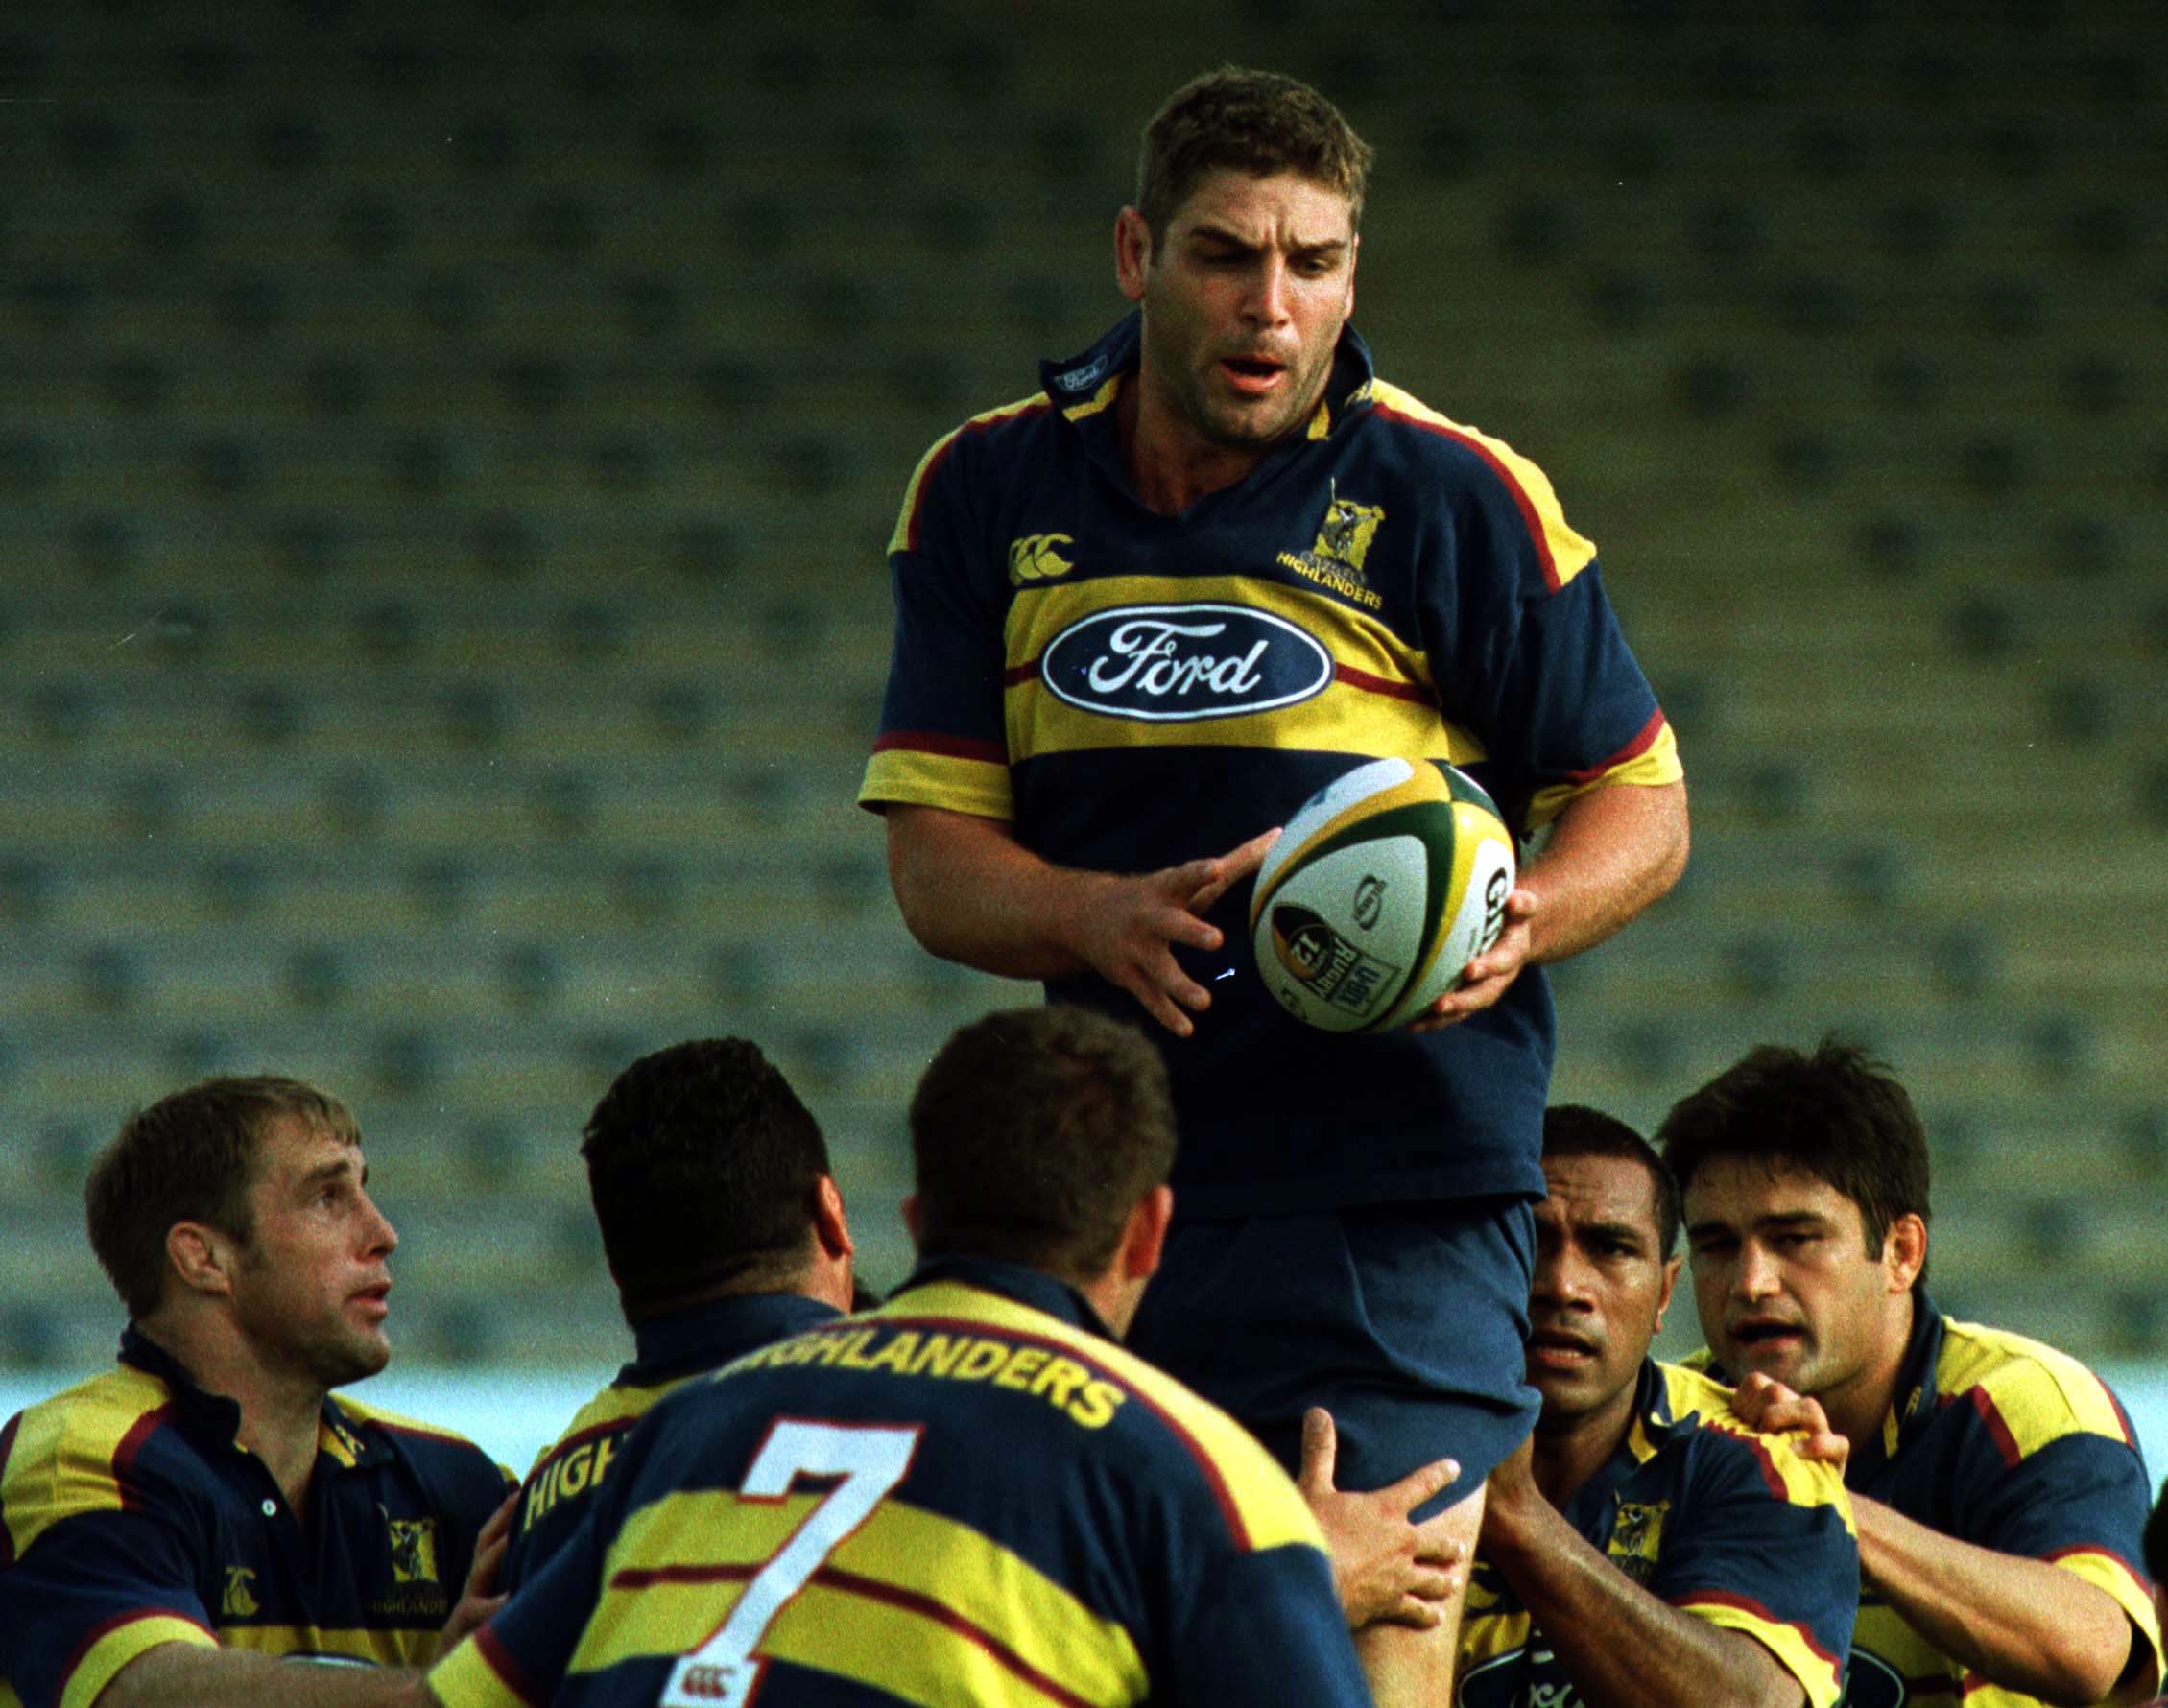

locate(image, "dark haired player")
[[422, 1007, 1372, 1708], [496, 1039, 857, 1593], [1459, 1105, 1856, 1708], [499, 1034, 1458, 1628], [0, 1077, 513, 1708], [1662, 1040, 2164, 1708], [860, 63, 1686, 1704]]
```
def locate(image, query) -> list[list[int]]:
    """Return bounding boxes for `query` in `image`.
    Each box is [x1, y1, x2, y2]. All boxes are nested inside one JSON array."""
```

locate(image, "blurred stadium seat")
[[0, 0, 2158, 1372]]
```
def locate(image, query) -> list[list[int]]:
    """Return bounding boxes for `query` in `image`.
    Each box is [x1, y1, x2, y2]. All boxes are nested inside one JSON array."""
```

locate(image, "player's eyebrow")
[[1186, 222, 1348, 262], [1576, 1217, 1651, 1250]]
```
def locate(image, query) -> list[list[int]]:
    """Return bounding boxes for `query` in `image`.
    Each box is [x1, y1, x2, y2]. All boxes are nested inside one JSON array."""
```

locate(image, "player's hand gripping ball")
[[1249, 757, 1517, 1032]]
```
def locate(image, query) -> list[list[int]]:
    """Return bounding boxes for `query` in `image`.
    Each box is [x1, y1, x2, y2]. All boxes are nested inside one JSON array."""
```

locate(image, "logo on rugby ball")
[[1040, 605, 1332, 723], [1352, 874, 1386, 930], [1267, 903, 1399, 1016]]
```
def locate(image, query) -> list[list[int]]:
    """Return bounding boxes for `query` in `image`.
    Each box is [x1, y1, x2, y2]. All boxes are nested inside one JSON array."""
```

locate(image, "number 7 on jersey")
[[660, 1419, 922, 1708]]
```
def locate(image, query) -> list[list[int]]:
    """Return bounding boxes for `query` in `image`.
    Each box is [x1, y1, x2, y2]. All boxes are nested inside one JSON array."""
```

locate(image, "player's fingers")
[[1385, 1598, 1445, 1630], [1119, 970, 1197, 1038], [1156, 906, 1226, 954], [1384, 1452, 1462, 1516], [1188, 826, 1281, 906], [1408, 1522, 1465, 1567], [1405, 1565, 1458, 1602], [1297, 1407, 1337, 1495], [479, 1492, 517, 1547]]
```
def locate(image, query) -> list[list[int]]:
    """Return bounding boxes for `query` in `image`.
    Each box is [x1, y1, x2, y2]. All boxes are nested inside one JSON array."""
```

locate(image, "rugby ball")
[[1248, 757, 1517, 1033]]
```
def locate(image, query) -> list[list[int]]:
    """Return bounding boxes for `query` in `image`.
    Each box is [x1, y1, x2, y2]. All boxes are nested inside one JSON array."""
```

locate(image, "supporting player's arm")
[[1479, 1442, 1806, 1708], [97, 1648, 436, 1708], [1423, 779, 1687, 1027], [1850, 1495, 2149, 1707], [884, 803, 1277, 1037]]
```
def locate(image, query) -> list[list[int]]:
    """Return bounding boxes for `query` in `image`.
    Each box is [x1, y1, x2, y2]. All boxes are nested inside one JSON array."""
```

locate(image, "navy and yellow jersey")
[[1694, 1297, 2163, 1708], [431, 1256, 1370, 1708], [0, 1328, 513, 1708], [500, 1293, 839, 1596], [859, 312, 1680, 1218], [1460, 1360, 1857, 1708]]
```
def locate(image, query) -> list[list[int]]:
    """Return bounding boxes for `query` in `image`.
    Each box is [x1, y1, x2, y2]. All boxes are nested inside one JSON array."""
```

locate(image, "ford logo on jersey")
[[1041, 604, 1334, 722]]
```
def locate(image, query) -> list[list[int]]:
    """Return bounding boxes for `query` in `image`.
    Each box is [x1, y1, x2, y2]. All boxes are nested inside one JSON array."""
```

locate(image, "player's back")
[[432, 1258, 1370, 1708]]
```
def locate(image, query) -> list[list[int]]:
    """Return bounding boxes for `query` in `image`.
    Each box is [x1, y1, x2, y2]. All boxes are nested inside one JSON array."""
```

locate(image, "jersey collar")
[[1037, 311, 1380, 488], [117, 1322, 389, 1471], [1862, 1289, 1944, 1476], [1619, 1356, 1685, 1465], [623, 1292, 843, 1386], [894, 1254, 1116, 1342]]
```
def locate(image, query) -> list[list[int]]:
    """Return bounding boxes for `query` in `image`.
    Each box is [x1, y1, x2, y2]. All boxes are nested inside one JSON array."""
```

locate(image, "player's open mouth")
[[1220, 355, 1285, 393], [1527, 1328, 1598, 1365], [1730, 1320, 1802, 1348]]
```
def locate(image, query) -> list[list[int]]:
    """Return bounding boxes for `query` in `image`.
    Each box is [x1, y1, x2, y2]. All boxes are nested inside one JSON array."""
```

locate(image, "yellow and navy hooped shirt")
[[1706, 1297, 2162, 1708], [431, 1256, 1371, 1708], [1459, 1359, 1857, 1708], [860, 313, 1681, 1218], [499, 1292, 840, 1594], [0, 1327, 513, 1708]]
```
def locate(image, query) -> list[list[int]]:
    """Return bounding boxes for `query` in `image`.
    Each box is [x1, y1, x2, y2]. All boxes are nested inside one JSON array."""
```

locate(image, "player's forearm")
[[1482, 1493, 1802, 1708], [884, 804, 1094, 981], [1854, 1495, 2136, 1704], [1522, 780, 1687, 965], [100, 1644, 435, 1708]]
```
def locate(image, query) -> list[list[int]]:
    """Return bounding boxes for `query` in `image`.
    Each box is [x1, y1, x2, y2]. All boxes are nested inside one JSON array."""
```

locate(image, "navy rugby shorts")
[[1126, 1196, 1538, 1518]]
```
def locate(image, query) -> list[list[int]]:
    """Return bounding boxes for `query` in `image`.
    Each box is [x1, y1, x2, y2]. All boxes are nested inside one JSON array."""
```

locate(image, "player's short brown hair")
[[1543, 1103, 1680, 1259], [1657, 1038, 1931, 1279], [910, 1007, 1178, 1285], [582, 1038, 832, 1318], [85, 1076, 360, 1317], [1134, 65, 1375, 242]]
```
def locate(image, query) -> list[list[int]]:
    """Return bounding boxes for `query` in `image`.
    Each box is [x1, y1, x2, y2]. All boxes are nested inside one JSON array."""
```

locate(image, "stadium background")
[[2, 0, 2163, 1473]]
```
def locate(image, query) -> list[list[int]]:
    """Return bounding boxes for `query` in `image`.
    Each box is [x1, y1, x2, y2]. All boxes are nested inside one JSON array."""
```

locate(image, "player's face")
[[1682, 1157, 1896, 1403], [1527, 1153, 1680, 1433], [228, 1117, 399, 1388], [1122, 168, 1357, 455]]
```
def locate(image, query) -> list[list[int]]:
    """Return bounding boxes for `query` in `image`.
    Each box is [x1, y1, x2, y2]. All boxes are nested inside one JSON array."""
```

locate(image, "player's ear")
[[1655, 1253, 1682, 1330], [811, 1175, 853, 1261], [900, 1192, 923, 1247], [1115, 206, 1153, 304], [166, 1220, 237, 1300], [1883, 1212, 1927, 1293], [1120, 1185, 1176, 1283]]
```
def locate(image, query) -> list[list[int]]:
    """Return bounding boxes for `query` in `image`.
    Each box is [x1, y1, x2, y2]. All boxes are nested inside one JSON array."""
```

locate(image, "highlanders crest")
[[383, 1511, 441, 1585], [1277, 481, 1386, 608], [1606, 1500, 1668, 1585]]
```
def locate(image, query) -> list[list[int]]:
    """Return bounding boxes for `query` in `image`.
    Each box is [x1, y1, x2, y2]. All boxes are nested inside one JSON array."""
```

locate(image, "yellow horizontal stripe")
[[1365, 382, 1597, 586], [62, 1616, 217, 1708], [887, 1283, 1322, 1556], [1526, 723, 1683, 828], [3, 1366, 173, 1562], [577, 1489, 1141, 1704], [1455, 1601, 1532, 1673], [1678, 1598, 1844, 1708], [220, 1625, 428, 1667], [859, 748, 1015, 821], [429, 1635, 532, 1708], [1014, 680, 1474, 768], [1007, 575, 1431, 688]]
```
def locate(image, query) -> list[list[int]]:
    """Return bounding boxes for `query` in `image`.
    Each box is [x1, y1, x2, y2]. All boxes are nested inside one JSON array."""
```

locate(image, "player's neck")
[[141, 1314, 329, 1509], [1529, 1380, 1639, 1507], [1817, 1290, 1917, 1458], [1117, 372, 1268, 515]]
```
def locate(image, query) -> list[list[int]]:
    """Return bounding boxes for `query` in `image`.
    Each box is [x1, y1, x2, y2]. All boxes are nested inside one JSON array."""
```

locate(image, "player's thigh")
[[1128, 1196, 1538, 1509]]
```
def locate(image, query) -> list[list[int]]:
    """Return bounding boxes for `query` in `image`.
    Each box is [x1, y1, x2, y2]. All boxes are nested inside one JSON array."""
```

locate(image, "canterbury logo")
[[223, 1565, 260, 1618], [1008, 534, 1075, 583]]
